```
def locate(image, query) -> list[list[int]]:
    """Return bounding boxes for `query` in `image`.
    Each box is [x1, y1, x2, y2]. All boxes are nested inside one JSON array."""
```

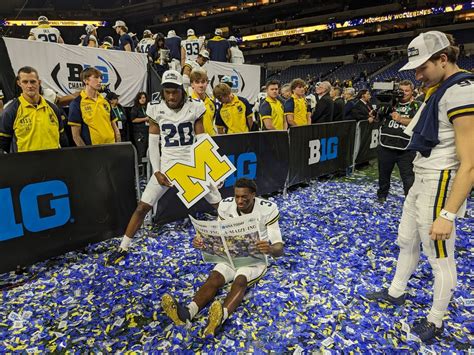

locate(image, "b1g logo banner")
[[205, 61, 261, 104], [3, 37, 147, 107], [355, 120, 381, 165], [288, 121, 356, 186], [0, 143, 137, 273], [0, 180, 71, 241]]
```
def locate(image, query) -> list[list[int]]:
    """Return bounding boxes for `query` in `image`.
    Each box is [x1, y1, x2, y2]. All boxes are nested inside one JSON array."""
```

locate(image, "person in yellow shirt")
[[259, 79, 286, 130], [0, 66, 68, 153], [284, 78, 311, 127], [190, 68, 216, 136], [213, 83, 253, 134], [68, 67, 121, 146]]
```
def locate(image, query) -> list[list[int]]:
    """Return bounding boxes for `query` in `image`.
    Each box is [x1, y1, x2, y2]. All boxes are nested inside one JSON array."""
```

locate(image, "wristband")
[[439, 209, 456, 222]]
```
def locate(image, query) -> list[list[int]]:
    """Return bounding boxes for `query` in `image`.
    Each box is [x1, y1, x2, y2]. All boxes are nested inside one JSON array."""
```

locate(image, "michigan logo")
[[164, 135, 236, 208]]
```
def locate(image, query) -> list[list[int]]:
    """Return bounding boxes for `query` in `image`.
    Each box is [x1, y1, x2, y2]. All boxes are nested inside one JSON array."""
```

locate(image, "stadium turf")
[[0, 163, 472, 352]]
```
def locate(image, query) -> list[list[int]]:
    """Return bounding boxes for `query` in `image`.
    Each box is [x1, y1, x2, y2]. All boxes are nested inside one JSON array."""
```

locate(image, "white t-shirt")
[[230, 46, 245, 64], [410, 78, 474, 171], [218, 197, 283, 244], [29, 26, 61, 42], [181, 37, 204, 62], [146, 97, 206, 171], [137, 38, 154, 53]]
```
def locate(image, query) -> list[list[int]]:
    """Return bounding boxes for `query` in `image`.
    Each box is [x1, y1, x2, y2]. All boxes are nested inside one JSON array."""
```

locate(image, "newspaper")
[[190, 214, 267, 269]]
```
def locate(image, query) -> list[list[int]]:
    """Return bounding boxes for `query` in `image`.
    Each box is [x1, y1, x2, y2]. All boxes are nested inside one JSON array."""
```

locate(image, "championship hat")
[[399, 31, 450, 71]]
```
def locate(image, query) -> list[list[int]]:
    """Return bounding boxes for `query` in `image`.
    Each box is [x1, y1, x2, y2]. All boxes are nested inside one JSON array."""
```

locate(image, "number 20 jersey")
[[146, 97, 206, 171]]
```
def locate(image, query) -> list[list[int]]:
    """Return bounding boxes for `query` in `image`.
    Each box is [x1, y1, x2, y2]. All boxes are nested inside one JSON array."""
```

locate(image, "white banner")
[[204, 61, 261, 104], [3, 37, 147, 107]]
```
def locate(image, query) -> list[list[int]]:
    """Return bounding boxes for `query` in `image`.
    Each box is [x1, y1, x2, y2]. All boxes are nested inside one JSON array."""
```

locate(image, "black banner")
[[355, 120, 381, 165], [288, 121, 356, 186], [0, 38, 17, 102], [0, 143, 138, 273], [154, 131, 290, 224]]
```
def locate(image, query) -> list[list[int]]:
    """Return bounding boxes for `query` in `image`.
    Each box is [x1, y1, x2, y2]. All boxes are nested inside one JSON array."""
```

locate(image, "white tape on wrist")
[[120, 235, 133, 251]]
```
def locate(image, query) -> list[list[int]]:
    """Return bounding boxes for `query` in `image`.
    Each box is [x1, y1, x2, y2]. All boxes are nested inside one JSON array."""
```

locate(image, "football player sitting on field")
[[161, 178, 284, 337]]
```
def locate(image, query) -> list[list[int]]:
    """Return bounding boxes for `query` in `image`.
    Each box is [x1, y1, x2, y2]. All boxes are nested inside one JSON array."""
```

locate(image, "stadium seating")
[[269, 62, 342, 84]]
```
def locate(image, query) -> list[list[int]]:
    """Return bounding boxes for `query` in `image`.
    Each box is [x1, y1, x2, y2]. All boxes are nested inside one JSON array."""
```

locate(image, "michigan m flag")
[[164, 135, 236, 208]]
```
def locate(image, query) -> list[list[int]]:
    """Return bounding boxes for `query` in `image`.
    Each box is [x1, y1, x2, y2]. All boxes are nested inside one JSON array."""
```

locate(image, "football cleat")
[[161, 293, 190, 325], [203, 301, 223, 337], [364, 288, 406, 306], [412, 318, 443, 342]]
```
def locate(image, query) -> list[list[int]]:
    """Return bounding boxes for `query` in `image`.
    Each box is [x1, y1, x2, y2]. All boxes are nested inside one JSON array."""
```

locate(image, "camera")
[[372, 81, 404, 120]]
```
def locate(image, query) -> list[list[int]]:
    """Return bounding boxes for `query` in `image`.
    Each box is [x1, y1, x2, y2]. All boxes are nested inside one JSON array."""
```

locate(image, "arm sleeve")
[[148, 133, 161, 172], [284, 98, 295, 114], [259, 101, 272, 120], [67, 98, 83, 126]]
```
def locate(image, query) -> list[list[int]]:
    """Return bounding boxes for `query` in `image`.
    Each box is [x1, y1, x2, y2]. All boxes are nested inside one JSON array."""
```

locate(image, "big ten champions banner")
[[2, 37, 148, 107], [154, 131, 290, 224], [288, 121, 356, 186], [205, 61, 262, 103], [0, 144, 138, 273], [354, 120, 381, 165]]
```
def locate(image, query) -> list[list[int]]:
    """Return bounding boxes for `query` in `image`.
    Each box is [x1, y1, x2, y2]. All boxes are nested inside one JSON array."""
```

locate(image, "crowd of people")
[[26, 16, 245, 68]]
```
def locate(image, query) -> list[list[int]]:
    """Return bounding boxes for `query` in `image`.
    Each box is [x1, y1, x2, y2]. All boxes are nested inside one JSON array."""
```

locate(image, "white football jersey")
[[146, 97, 206, 171], [183, 59, 202, 74], [412, 78, 474, 172], [29, 26, 61, 42], [137, 38, 154, 53], [181, 37, 204, 61], [218, 197, 282, 244]]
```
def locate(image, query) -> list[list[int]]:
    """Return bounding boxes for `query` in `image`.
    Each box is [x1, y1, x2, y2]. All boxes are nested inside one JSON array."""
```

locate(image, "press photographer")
[[375, 80, 422, 202]]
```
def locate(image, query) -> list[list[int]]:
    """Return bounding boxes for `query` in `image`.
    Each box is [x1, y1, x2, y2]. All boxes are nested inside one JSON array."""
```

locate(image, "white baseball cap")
[[399, 31, 450, 71], [112, 20, 127, 29], [199, 49, 210, 59], [85, 24, 97, 34], [215, 28, 223, 36], [187, 29, 195, 36], [161, 70, 183, 87], [167, 30, 176, 38]]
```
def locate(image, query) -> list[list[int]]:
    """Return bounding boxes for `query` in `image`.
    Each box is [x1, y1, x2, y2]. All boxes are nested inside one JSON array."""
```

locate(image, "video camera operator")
[[376, 80, 422, 202]]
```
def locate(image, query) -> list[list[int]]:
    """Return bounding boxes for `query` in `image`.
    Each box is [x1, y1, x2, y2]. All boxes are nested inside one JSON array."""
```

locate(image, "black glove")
[[105, 248, 128, 266]]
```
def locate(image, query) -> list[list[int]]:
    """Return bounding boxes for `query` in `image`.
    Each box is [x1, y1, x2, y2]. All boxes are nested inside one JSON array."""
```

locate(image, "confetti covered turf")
[[0, 167, 472, 353]]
